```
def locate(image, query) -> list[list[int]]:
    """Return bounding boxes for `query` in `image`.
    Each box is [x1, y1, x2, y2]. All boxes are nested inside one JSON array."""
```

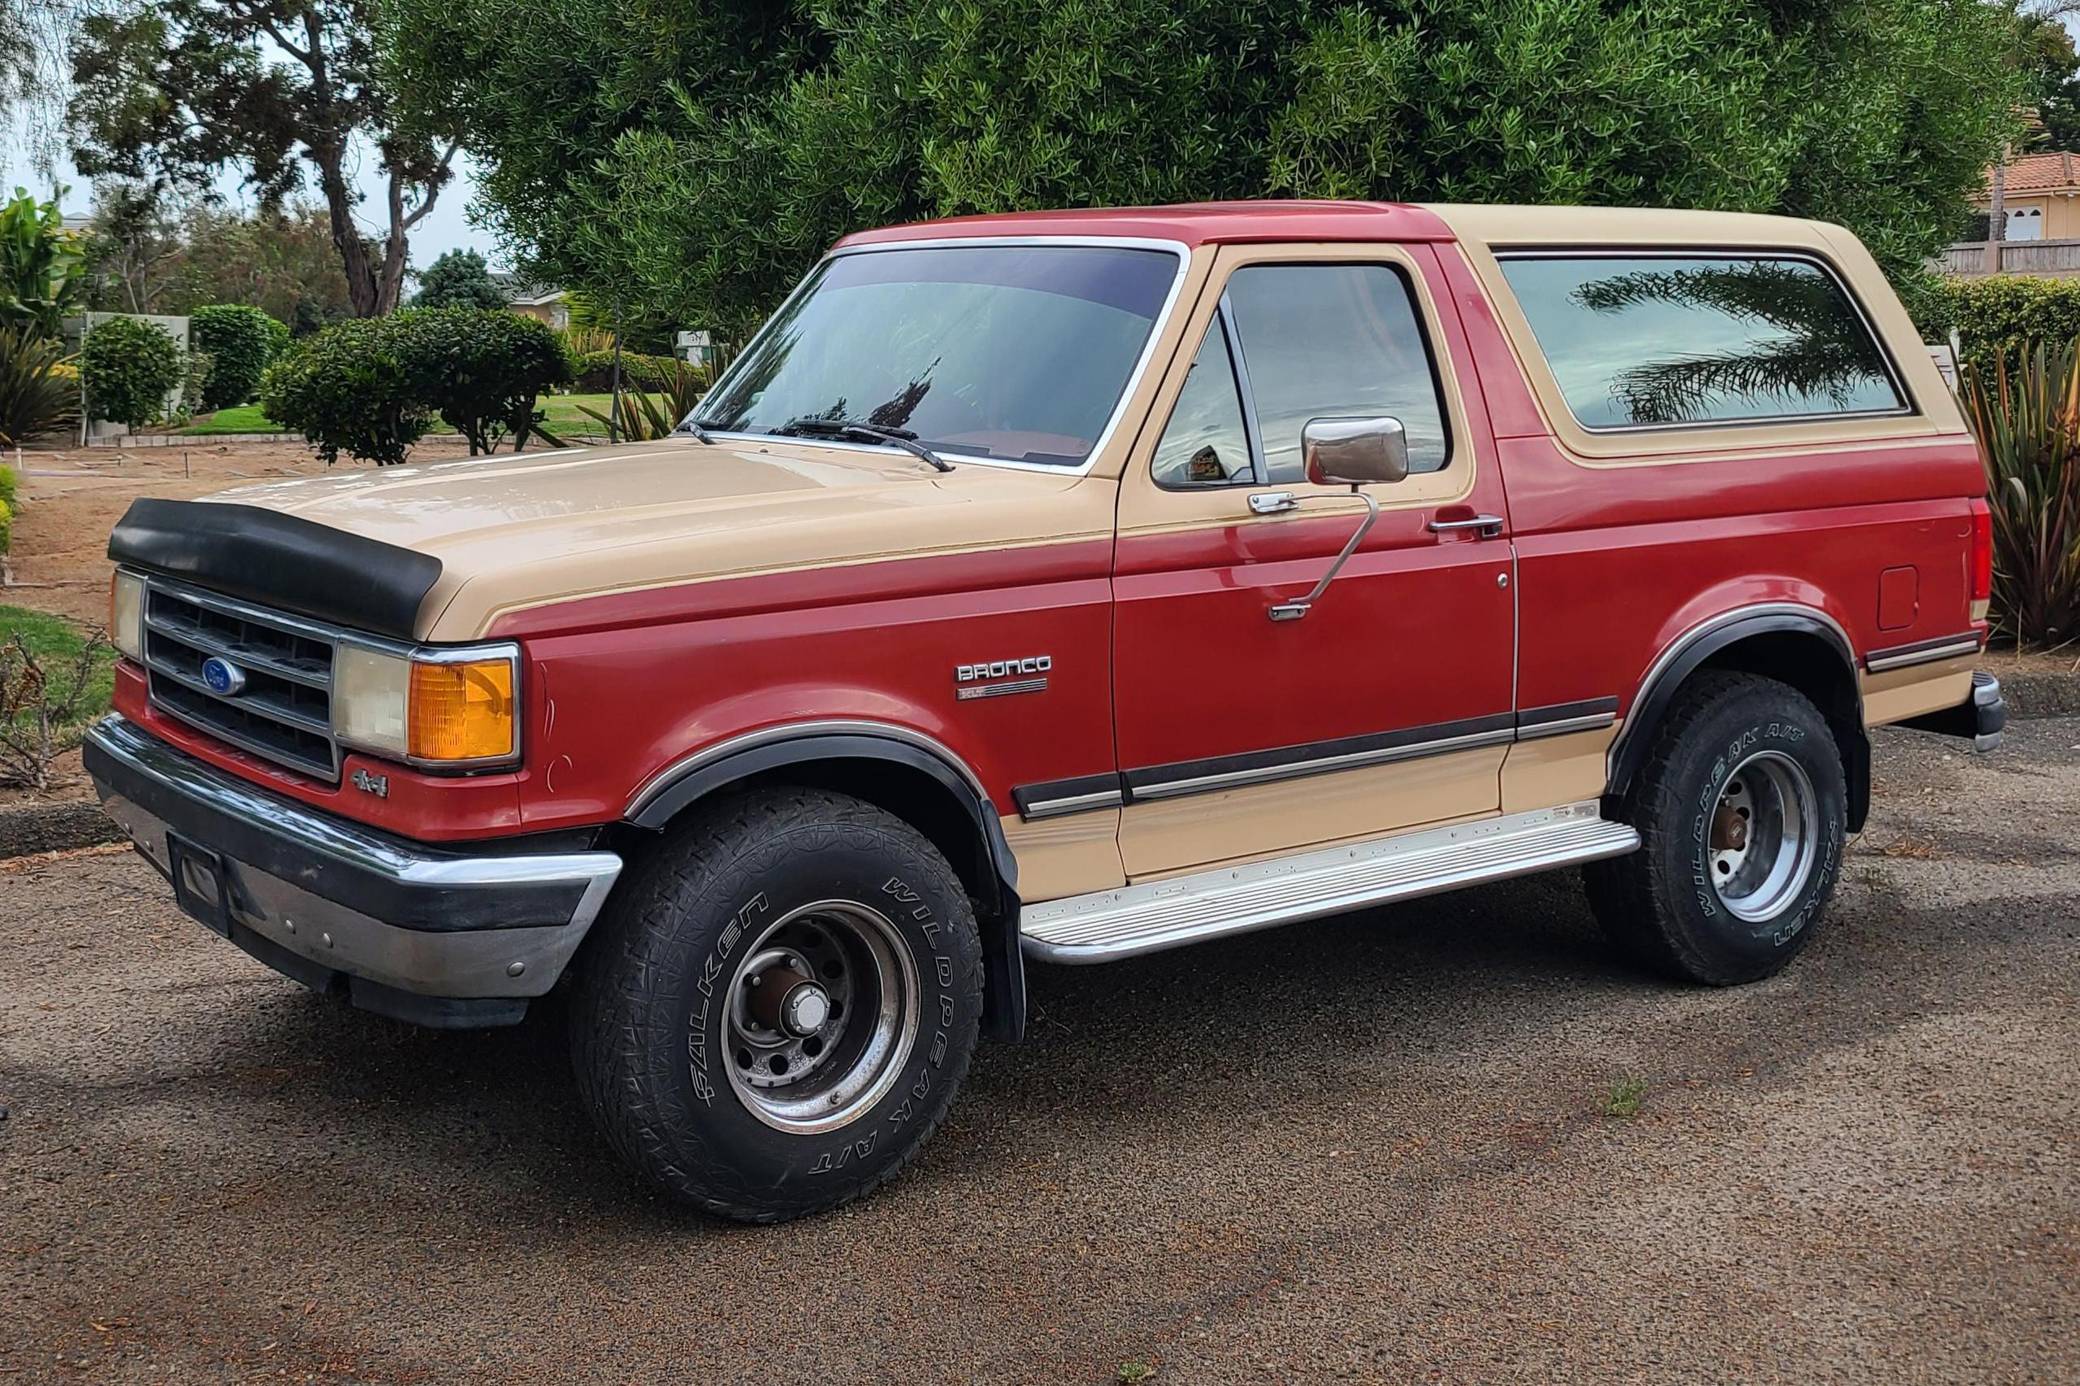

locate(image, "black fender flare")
[[624, 725, 1026, 1041], [1607, 605, 1867, 827]]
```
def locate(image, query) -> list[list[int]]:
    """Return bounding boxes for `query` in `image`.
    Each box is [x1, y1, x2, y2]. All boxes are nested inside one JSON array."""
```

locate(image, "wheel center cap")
[[780, 982, 831, 1037], [1712, 802, 1749, 852]]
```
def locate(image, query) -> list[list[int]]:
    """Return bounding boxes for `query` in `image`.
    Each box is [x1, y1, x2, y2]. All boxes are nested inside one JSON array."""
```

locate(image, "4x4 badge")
[[351, 768, 390, 798]]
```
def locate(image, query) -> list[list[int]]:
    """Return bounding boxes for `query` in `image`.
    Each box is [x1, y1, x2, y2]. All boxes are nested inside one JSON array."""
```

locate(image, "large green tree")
[[383, 0, 2039, 337], [69, 0, 462, 316]]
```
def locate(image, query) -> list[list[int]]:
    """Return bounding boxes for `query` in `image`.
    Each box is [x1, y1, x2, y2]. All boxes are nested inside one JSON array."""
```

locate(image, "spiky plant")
[[1960, 341, 2080, 649]]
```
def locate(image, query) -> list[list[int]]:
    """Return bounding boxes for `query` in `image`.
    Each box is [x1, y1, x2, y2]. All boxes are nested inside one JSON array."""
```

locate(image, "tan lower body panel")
[[1499, 724, 1618, 814], [1116, 743, 1507, 880], [1861, 654, 1977, 727], [1001, 809, 1125, 904]]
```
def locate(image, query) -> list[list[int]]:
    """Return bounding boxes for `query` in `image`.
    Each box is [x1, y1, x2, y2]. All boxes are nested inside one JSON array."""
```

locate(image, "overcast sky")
[[2, 113, 503, 272]]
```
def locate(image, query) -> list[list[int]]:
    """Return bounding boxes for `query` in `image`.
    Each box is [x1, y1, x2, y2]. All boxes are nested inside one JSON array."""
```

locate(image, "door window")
[[1222, 264, 1453, 481], [1151, 317, 1256, 488]]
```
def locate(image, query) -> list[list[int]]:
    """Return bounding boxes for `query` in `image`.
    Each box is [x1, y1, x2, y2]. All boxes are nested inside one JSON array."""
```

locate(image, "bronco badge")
[[954, 655, 1051, 701]]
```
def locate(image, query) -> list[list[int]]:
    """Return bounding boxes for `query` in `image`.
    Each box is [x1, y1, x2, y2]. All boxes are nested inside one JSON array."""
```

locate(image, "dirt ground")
[[0, 439, 476, 814], [2, 438, 476, 627], [1, 718, 2074, 1384]]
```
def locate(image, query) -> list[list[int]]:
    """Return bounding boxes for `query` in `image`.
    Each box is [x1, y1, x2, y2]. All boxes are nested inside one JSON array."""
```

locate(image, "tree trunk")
[[312, 142, 382, 317], [1987, 150, 2008, 275]]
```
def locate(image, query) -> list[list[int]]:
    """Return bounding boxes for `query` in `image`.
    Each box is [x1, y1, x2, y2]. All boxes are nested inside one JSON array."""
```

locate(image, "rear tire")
[[570, 787, 983, 1222], [1586, 671, 1846, 985]]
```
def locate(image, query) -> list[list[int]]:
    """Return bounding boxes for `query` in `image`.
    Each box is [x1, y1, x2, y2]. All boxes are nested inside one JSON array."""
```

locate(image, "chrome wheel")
[[723, 900, 919, 1134], [1707, 750, 1819, 925]]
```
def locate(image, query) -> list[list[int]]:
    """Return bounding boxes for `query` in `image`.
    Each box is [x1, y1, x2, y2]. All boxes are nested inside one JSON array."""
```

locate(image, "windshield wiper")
[[674, 413, 715, 444], [776, 417, 955, 473]]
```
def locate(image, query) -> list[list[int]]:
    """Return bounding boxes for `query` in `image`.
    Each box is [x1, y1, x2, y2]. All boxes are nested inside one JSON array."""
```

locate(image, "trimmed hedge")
[[81, 316, 185, 431], [390, 307, 573, 454], [1909, 274, 2080, 370], [261, 308, 573, 464], [261, 318, 428, 465], [190, 304, 284, 410], [572, 348, 680, 393]]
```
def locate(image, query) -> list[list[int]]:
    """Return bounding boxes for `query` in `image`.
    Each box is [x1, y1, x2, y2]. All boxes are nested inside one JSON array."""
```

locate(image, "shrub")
[[413, 249, 508, 311], [0, 496, 11, 556], [0, 612, 116, 790], [261, 318, 430, 465], [392, 307, 574, 454], [0, 461, 15, 506], [569, 358, 710, 442], [0, 327, 79, 446], [177, 349, 215, 423], [81, 316, 184, 431], [1959, 341, 2080, 649], [1911, 275, 2080, 373], [190, 304, 283, 409], [571, 348, 681, 392]]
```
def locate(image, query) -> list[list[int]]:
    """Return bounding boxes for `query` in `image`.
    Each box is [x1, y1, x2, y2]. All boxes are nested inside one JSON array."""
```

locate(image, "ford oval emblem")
[[201, 656, 248, 696]]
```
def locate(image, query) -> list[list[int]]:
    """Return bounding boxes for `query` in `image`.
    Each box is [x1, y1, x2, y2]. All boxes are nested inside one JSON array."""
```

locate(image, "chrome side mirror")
[[1303, 416, 1410, 488]]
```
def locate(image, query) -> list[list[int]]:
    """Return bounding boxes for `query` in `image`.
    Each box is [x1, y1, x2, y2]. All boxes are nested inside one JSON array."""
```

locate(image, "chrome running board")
[[1020, 801, 1639, 964]]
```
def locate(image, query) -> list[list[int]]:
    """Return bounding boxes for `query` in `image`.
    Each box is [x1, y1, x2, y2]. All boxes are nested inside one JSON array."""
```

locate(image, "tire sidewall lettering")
[[1680, 711, 1837, 952]]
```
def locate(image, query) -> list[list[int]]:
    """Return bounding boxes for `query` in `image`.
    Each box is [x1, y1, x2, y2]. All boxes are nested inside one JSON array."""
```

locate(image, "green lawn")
[[0, 604, 117, 728], [178, 404, 286, 435], [179, 393, 631, 439]]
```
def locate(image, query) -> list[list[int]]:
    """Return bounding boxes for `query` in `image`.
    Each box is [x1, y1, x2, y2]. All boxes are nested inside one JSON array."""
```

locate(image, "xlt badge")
[[955, 655, 1051, 701]]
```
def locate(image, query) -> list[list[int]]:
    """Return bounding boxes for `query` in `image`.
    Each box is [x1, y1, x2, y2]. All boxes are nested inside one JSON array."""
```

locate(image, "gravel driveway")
[[2, 720, 2075, 1384]]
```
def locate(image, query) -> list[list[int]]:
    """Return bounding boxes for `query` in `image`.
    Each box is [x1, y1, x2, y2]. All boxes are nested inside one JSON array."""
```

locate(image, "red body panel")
[[1112, 245, 1515, 782]]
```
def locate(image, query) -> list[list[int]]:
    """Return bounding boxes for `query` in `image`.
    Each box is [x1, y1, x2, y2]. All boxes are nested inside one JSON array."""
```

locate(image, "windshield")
[[695, 243, 1180, 468]]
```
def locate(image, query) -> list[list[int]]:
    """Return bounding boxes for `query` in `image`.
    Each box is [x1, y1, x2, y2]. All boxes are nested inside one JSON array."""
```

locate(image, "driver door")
[[1111, 243, 1516, 878]]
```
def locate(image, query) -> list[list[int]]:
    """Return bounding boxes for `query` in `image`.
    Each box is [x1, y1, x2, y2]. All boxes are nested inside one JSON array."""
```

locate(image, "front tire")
[[1586, 671, 1847, 986], [570, 787, 983, 1222]]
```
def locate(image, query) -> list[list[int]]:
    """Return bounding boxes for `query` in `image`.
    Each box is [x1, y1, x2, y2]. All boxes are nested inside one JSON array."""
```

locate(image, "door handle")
[[1428, 512, 1504, 538], [1248, 491, 1298, 515]]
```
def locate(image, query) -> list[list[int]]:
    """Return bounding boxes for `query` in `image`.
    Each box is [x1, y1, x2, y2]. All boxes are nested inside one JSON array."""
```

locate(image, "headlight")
[[334, 643, 519, 768], [110, 571, 145, 662]]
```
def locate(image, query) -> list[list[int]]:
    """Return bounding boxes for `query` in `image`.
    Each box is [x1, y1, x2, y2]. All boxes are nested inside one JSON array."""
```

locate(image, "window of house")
[[2006, 206, 2046, 242], [1497, 254, 1907, 429]]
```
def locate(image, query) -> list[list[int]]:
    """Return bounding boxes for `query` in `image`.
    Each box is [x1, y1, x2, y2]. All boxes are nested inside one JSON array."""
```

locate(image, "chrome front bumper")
[[83, 715, 622, 1028]]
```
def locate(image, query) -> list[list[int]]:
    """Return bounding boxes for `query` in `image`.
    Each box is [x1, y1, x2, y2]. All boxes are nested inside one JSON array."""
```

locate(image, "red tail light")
[[1969, 499, 1993, 606]]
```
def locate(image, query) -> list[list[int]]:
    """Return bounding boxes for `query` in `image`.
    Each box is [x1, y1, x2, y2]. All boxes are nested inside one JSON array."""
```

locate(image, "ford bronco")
[[86, 203, 2003, 1221]]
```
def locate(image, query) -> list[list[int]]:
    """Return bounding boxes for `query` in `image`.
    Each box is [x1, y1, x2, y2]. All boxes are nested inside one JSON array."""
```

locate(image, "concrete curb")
[[0, 799, 120, 860], [1997, 668, 2080, 719]]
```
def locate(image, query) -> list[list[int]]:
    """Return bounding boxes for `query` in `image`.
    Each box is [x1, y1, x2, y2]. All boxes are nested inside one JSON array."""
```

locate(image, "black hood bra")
[[108, 498, 443, 641]]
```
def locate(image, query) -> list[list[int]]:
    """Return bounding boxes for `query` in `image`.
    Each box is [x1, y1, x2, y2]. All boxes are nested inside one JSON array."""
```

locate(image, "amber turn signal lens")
[[407, 658, 516, 762]]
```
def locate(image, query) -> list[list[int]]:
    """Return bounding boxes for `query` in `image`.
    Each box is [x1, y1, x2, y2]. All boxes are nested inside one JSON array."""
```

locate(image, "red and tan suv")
[[87, 203, 2002, 1220]]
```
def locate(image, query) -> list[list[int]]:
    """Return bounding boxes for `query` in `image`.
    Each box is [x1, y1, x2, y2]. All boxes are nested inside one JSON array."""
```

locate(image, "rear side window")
[[1497, 254, 1906, 430]]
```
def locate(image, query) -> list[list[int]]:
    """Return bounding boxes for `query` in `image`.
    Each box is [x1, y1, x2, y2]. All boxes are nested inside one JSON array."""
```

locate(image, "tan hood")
[[205, 437, 1116, 640]]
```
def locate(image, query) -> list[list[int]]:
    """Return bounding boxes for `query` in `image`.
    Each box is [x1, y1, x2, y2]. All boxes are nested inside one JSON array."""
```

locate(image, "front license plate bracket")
[[165, 832, 235, 938]]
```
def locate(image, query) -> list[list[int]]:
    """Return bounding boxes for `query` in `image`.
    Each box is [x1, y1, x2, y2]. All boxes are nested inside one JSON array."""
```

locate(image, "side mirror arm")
[[1268, 487, 1381, 622]]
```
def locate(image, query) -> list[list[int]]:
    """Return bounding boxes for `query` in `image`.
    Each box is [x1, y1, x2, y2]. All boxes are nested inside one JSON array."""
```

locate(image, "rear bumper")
[[1898, 671, 2007, 753], [83, 714, 622, 1028]]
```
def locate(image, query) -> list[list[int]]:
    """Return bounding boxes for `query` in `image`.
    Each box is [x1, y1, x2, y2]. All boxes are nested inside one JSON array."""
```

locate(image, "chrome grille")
[[141, 580, 341, 781]]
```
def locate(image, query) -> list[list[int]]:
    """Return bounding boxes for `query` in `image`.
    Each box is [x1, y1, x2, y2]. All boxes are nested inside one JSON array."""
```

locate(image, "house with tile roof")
[[1940, 150, 2080, 277]]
